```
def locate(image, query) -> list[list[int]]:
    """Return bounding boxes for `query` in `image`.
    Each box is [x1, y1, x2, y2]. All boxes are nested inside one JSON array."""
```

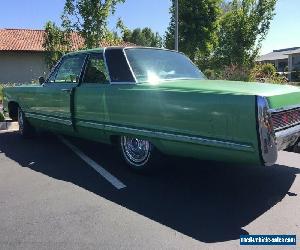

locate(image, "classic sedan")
[[3, 47, 300, 171]]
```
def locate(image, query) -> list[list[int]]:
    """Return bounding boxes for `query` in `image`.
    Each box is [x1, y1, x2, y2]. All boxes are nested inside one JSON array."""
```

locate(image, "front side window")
[[82, 53, 109, 84], [50, 54, 86, 83], [125, 48, 206, 83]]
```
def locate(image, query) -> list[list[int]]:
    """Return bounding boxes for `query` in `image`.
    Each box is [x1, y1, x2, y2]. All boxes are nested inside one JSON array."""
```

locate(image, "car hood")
[[146, 79, 300, 109]]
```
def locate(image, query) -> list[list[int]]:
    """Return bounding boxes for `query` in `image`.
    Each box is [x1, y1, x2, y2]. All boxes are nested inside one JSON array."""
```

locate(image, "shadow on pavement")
[[0, 131, 299, 243]]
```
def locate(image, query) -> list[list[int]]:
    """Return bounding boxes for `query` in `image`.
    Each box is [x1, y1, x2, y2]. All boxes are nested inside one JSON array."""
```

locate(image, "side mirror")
[[39, 76, 45, 85]]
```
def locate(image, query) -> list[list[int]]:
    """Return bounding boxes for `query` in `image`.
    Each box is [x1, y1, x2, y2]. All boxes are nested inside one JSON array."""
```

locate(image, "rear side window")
[[105, 49, 135, 83]]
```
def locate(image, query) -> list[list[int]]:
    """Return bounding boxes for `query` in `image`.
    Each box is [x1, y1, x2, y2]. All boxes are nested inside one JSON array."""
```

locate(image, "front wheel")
[[18, 107, 35, 138], [119, 136, 161, 172]]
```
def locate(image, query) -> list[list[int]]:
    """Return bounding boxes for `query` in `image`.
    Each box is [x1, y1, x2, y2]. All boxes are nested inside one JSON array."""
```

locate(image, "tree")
[[62, 0, 125, 48], [43, 21, 72, 69], [117, 19, 162, 47], [165, 0, 221, 63], [213, 0, 277, 68], [43, 0, 125, 69]]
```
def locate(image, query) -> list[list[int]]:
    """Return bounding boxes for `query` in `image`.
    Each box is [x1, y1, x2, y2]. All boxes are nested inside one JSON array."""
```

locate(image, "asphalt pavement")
[[0, 131, 299, 249]]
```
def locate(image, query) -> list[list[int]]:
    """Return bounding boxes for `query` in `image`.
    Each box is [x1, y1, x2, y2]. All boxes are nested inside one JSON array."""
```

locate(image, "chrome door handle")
[[61, 89, 72, 93]]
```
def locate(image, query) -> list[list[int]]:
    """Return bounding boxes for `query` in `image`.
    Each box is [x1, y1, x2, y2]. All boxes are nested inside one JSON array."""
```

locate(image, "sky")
[[0, 0, 299, 55]]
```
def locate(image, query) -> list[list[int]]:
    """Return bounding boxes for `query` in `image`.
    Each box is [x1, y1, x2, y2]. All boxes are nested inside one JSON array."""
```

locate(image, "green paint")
[[3, 49, 300, 166]]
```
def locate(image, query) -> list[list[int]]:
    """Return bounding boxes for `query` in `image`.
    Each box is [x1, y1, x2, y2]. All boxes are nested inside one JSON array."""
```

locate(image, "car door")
[[74, 52, 110, 142], [33, 53, 87, 133]]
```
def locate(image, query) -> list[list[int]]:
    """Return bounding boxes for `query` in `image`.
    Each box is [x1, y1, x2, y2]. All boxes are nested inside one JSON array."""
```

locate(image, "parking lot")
[[0, 130, 299, 249]]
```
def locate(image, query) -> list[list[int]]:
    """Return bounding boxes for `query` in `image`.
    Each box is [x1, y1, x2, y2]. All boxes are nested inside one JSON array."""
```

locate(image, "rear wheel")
[[119, 135, 161, 172], [18, 107, 35, 138]]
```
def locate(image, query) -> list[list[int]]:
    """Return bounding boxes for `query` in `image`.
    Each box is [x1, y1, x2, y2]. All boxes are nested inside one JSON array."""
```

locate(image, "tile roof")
[[0, 28, 134, 52], [257, 47, 300, 61]]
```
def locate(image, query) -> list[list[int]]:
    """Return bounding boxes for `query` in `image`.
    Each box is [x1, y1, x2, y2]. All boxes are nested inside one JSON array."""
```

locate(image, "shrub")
[[250, 64, 287, 84], [219, 64, 250, 82], [204, 69, 216, 80], [261, 63, 276, 77], [284, 66, 289, 72], [0, 112, 4, 122]]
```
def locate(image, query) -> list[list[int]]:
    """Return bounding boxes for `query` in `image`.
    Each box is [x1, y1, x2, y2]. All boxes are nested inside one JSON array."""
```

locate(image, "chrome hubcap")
[[121, 136, 150, 166]]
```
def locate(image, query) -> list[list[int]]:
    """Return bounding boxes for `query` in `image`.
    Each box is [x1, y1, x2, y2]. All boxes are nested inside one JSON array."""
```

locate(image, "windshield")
[[125, 48, 206, 83]]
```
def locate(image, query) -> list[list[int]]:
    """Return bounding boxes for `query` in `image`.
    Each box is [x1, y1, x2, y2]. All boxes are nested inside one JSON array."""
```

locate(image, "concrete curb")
[[0, 121, 19, 131]]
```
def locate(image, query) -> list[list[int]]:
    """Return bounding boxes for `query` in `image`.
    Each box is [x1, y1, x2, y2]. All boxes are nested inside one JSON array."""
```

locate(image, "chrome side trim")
[[257, 96, 278, 166], [77, 120, 254, 152], [26, 113, 72, 126], [77, 121, 104, 130]]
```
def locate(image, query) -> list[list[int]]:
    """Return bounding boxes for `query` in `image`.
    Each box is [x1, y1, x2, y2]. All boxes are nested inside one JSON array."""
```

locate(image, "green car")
[[3, 47, 300, 171]]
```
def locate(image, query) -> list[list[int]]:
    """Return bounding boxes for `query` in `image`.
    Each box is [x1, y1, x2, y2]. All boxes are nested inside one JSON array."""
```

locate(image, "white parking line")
[[59, 136, 126, 190]]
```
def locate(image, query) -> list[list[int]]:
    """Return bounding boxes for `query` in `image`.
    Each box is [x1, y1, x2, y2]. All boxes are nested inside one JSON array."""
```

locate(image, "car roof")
[[66, 46, 177, 56]]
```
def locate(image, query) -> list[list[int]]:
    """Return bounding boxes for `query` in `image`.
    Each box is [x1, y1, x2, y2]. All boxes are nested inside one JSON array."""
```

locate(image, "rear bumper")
[[276, 124, 300, 151]]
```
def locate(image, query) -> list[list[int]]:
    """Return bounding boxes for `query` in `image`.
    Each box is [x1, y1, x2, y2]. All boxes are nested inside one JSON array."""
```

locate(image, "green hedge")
[[0, 112, 4, 122]]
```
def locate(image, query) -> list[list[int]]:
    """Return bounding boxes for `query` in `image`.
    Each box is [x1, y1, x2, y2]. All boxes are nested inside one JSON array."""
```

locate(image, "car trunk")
[[149, 79, 300, 109]]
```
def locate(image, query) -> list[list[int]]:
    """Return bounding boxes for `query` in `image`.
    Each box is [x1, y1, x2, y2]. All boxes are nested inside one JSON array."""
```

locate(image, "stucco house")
[[0, 28, 132, 83], [257, 47, 299, 71], [286, 48, 300, 71], [257, 47, 300, 81]]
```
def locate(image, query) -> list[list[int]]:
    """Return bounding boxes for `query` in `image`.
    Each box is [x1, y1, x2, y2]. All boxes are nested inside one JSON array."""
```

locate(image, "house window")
[[292, 55, 300, 71]]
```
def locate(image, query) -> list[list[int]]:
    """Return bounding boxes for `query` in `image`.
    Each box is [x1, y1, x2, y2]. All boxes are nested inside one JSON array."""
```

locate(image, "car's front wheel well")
[[8, 101, 19, 121], [110, 135, 119, 146]]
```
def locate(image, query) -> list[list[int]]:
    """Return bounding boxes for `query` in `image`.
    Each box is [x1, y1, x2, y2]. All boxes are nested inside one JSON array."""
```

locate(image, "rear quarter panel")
[[104, 84, 261, 165]]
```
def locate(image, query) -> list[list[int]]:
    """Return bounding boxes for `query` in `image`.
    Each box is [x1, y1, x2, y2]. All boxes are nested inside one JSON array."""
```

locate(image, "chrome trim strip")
[[77, 121, 104, 130], [77, 120, 253, 152], [270, 104, 300, 114], [124, 46, 178, 53], [26, 113, 72, 126], [122, 48, 138, 83]]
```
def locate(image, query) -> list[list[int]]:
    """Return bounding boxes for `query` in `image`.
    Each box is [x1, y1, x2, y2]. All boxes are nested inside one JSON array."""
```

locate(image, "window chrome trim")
[[103, 47, 112, 83], [122, 48, 138, 83], [124, 46, 178, 53], [44, 58, 63, 85], [77, 119, 254, 152], [257, 96, 278, 166]]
